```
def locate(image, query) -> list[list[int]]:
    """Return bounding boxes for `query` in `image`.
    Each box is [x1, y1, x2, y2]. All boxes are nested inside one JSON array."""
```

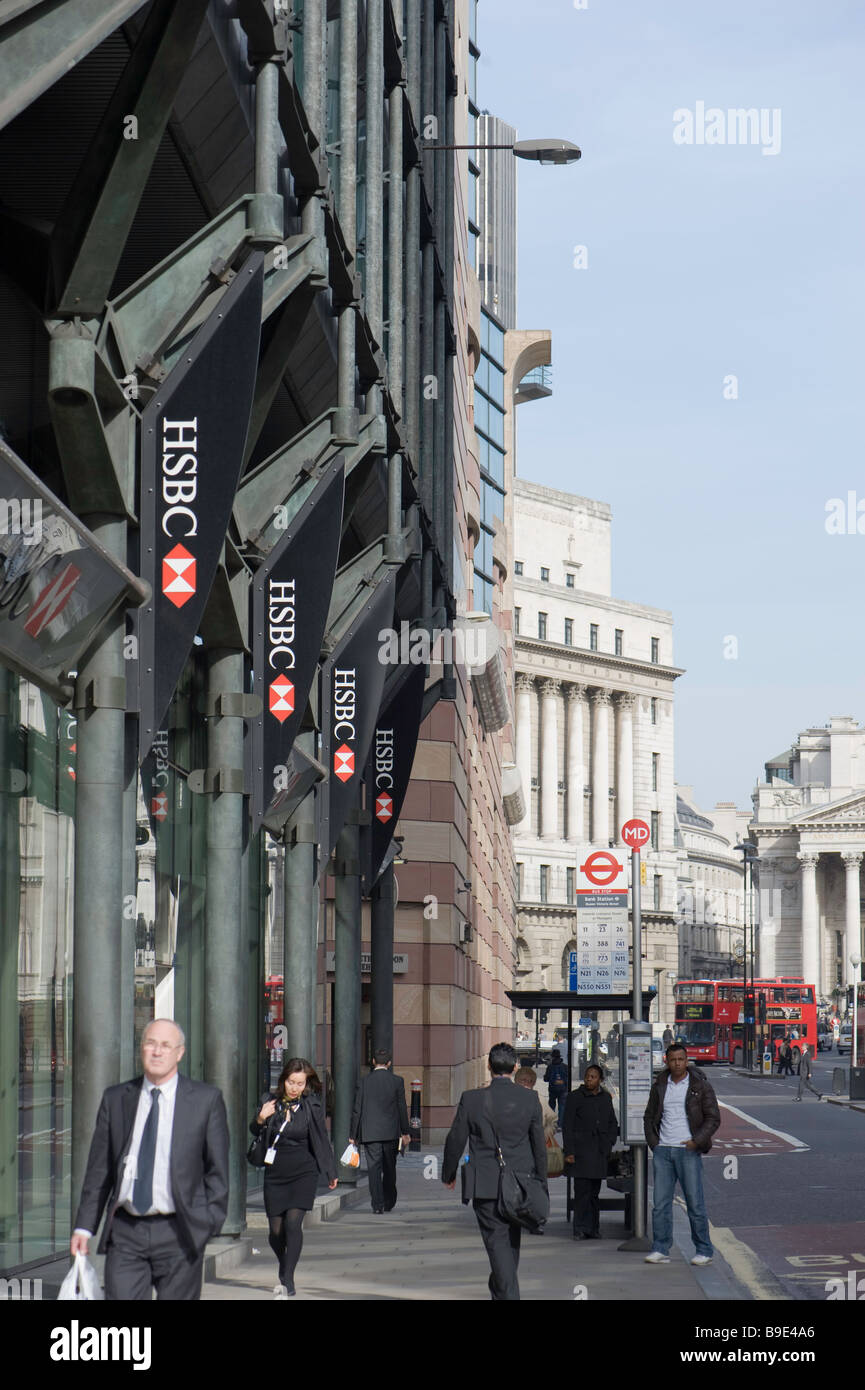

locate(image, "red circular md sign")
[[621, 818, 650, 849], [580, 850, 622, 886]]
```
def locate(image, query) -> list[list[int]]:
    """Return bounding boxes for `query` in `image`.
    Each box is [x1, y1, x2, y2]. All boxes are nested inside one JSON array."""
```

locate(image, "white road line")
[[718, 1100, 809, 1151]]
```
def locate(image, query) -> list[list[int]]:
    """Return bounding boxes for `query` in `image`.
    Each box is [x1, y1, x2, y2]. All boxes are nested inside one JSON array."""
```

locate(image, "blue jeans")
[[650, 1146, 712, 1257]]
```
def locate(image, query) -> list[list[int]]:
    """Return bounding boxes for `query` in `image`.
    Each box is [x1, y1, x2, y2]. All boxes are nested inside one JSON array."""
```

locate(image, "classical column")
[[615, 693, 635, 842], [842, 852, 863, 987], [515, 674, 534, 833], [797, 851, 820, 991], [590, 688, 612, 844], [540, 679, 561, 840], [566, 684, 586, 842]]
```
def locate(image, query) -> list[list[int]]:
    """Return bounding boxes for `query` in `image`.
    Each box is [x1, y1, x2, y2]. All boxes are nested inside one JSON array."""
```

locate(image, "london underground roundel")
[[580, 850, 622, 887]]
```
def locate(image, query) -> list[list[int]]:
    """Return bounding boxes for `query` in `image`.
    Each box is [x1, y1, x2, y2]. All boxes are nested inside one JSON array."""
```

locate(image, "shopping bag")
[[545, 1134, 564, 1177], [57, 1252, 104, 1301], [340, 1142, 360, 1168]]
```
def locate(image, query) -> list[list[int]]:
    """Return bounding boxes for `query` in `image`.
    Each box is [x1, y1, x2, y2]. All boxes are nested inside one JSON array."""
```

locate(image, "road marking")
[[708, 1226, 788, 1301], [718, 1101, 809, 1151]]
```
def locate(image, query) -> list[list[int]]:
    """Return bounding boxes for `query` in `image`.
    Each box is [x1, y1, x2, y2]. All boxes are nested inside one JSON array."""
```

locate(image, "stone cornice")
[[514, 636, 684, 684]]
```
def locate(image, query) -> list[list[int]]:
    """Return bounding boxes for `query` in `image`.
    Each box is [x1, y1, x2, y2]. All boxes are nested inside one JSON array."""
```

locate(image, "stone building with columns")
[[751, 716, 865, 1002], [512, 480, 683, 1026], [675, 788, 750, 980]]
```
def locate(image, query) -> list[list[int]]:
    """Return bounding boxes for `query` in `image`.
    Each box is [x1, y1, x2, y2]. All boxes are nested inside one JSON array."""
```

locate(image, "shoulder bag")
[[483, 1088, 550, 1232]]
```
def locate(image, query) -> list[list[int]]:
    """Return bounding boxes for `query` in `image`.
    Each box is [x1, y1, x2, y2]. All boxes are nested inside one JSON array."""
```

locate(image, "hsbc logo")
[[161, 419, 199, 539], [23, 561, 81, 637], [374, 726, 394, 820], [162, 544, 196, 608], [375, 791, 393, 822], [334, 743, 354, 781], [151, 792, 168, 822], [269, 674, 295, 723]]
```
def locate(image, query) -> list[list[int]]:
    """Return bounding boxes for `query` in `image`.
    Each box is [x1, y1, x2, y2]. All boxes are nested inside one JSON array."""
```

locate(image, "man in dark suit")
[[70, 1018, 229, 1300], [442, 1041, 547, 1301], [349, 1049, 410, 1213]]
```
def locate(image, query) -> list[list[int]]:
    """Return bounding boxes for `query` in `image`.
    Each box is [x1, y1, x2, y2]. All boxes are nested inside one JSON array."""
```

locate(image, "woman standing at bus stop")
[[562, 1064, 618, 1240]]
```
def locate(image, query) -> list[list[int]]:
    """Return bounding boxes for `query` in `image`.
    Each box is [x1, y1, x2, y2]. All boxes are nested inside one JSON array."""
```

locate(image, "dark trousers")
[[572, 1177, 602, 1235], [105, 1210, 203, 1300], [364, 1141, 398, 1211], [473, 1198, 521, 1301]]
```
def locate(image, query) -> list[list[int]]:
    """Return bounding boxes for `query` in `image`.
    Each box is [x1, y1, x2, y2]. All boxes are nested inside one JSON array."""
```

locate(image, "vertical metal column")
[[387, 77, 404, 411], [403, 1, 421, 467], [336, 0, 358, 443], [333, 820, 361, 1181], [283, 734, 318, 1059], [119, 723, 138, 1079], [370, 862, 395, 1055], [301, 0, 327, 246], [365, 0, 384, 352], [71, 516, 126, 1211], [630, 849, 648, 1245], [203, 650, 247, 1235]]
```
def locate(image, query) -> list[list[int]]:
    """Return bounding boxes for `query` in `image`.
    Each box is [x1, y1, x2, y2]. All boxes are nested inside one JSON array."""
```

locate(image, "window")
[[651, 811, 660, 850], [589, 624, 598, 651], [677, 983, 714, 1003], [538, 612, 547, 640], [539, 865, 549, 903], [514, 561, 523, 576], [615, 629, 624, 656], [652, 753, 660, 792], [651, 637, 660, 664], [566, 573, 575, 589], [516, 862, 523, 898], [514, 607, 521, 635], [540, 567, 549, 582], [564, 618, 573, 646], [650, 698, 657, 724], [653, 874, 662, 911], [566, 867, 575, 904]]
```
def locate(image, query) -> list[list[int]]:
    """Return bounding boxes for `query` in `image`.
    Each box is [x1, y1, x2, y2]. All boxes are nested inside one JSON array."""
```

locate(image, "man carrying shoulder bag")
[[442, 1042, 548, 1301]]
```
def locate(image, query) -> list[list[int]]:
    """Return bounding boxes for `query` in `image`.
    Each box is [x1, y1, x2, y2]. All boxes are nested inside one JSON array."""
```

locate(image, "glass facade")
[[473, 306, 507, 615]]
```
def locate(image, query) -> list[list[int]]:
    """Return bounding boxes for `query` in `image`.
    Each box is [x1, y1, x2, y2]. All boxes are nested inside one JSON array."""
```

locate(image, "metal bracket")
[[334, 857, 361, 876], [286, 822, 318, 846], [75, 677, 128, 713], [187, 767, 247, 795], [197, 692, 262, 718], [347, 809, 372, 826]]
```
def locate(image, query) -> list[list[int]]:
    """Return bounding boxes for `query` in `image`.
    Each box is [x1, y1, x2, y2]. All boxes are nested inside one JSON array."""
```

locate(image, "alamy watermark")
[[673, 102, 781, 156], [0, 497, 42, 546], [377, 617, 500, 670]]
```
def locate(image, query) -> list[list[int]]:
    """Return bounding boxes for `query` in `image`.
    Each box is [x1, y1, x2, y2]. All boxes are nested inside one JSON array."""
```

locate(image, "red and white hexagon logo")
[[162, 543, 196, 608], [269, 675, 295, 723], [151, 793, 168, 822], [334, 743, 354, 781], [375, 792, 393, 823]]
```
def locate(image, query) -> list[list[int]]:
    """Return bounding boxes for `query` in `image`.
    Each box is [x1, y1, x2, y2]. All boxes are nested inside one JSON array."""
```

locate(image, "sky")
[[479, 0, 865, 814]]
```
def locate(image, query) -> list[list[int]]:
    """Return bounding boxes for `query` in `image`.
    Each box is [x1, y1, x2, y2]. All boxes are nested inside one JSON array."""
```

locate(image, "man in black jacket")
[[349, 1050, 410, 1213], [643, 1043, 720, 1268], [71, 1019, 229, 1300], [442, 1042, 548, 1301]]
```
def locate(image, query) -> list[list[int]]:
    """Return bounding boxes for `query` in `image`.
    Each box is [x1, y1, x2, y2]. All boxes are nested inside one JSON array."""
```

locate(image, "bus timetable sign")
[[574, 846, 629, 994]]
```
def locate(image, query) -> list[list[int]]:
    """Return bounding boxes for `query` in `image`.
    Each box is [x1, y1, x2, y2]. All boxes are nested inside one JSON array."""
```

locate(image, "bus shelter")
[[506, 989, 657, 1233]]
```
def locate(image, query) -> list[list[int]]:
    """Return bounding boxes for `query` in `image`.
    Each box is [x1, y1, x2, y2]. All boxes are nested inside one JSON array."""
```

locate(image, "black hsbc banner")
[[321, 571, 395, 858], [250, 461, 345, 834], [361, 660, 426, 893], [138, 254, 265, 762]]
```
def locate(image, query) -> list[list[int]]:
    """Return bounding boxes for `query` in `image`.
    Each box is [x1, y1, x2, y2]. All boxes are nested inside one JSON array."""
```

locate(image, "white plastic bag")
[[340, 1142, 359, 1168], [58, 1252, 104, 1301]]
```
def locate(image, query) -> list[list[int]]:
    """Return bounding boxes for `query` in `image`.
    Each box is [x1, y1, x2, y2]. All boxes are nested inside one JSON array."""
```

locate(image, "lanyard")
[[271, 1101, 300, 1149]]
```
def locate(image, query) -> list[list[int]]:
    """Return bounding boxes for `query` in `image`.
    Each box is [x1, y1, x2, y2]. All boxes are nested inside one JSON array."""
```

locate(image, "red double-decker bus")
[[673, 977, 818, 1066]]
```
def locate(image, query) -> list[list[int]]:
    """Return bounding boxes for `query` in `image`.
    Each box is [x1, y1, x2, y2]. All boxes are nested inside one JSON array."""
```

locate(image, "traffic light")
[[539, 1010, 549, 1024], [758, 992, 767, 1025], [524, 1009, 534, 1020], [744, 987, 756, 1024]]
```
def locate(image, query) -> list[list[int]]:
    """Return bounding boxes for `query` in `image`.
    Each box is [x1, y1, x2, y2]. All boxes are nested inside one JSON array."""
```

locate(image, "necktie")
[[133, 1088, 160, 1214]]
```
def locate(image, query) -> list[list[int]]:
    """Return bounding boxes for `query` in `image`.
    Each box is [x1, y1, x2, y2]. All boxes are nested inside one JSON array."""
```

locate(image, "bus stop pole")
[[630, 848, 648, 1245]]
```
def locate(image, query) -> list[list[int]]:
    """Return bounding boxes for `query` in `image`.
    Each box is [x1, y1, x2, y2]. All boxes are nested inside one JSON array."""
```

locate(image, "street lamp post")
[[732, 842, 758, 1068], [423, 138, 582, 165]]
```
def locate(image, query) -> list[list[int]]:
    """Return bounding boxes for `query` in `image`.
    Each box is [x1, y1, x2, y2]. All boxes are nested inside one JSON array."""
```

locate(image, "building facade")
[[751, 716, 865, 1002], [512, 480, 683, 1027], [675, 788, 749, 980]]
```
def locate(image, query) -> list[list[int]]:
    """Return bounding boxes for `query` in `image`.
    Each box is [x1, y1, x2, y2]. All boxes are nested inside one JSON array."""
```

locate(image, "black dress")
[[262, 1101, 321, 1216]]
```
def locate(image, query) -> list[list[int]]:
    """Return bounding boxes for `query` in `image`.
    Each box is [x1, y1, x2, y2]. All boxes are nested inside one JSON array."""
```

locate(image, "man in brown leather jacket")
[[642, 1044, 720, 1268]]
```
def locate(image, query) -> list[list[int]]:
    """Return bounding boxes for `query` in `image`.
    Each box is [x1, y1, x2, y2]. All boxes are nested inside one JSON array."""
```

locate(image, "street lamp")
[[852, 953, 862, 1071], [424, 138, 582, 165], [732, 841, 758, 1067]]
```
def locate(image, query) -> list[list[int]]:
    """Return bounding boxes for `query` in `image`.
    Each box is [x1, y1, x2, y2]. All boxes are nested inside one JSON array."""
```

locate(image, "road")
[[698, 1058, 865, 1300]]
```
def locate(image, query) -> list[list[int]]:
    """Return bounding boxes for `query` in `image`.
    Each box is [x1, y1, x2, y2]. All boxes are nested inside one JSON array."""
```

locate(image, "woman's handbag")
[[484, 1090, 550, 1232], [247, 1127, 269, 1169], [545, 1133, 564, 1178]]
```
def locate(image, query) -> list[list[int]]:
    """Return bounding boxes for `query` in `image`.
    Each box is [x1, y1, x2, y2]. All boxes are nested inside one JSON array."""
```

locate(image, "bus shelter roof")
[[506, 990, 657, 1021]]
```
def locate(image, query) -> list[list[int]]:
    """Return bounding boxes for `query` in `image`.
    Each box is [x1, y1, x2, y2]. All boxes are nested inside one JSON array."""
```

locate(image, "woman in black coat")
[[562, 1064, 619, 1240], [251, 1057, 337, 1297]]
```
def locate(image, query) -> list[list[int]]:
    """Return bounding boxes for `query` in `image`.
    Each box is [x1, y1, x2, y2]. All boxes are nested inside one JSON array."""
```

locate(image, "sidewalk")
[[202, 1150, 743, 1302], [730, 1066, 865, 1112]]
